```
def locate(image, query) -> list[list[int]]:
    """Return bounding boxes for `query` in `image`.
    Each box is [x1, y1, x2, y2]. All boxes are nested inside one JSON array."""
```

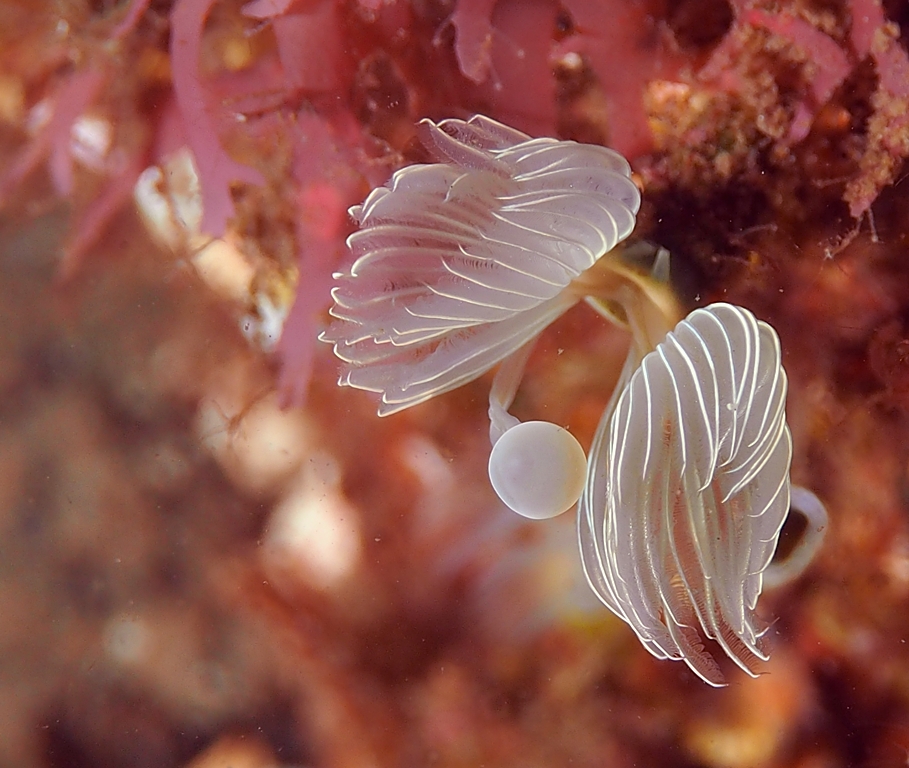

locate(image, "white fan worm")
[[580, 303, 795, 686], [321, 116, 827, 683], [319, 115, 641, 415]]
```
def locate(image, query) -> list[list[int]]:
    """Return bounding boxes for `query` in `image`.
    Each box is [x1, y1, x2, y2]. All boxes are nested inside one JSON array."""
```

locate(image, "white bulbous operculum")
[[488, 420, 588, 520]]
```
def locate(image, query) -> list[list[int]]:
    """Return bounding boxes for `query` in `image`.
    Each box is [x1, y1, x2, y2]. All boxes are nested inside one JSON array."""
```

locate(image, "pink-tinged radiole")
[[320, 115, 641, 415]]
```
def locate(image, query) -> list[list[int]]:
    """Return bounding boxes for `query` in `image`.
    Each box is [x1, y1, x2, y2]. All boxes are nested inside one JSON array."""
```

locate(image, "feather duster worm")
[[580, 303, 793, 686], [322, 116, 827, 684], [319, 115, 641, 415]]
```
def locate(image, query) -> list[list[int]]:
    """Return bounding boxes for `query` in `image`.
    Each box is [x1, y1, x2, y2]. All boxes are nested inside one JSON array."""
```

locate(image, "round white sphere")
[[488, 421, 587, 519]]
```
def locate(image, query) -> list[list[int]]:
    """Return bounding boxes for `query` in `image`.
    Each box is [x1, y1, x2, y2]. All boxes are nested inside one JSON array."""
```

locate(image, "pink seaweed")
[[560, 0, 685, 159], [243, 0, 351, 93], [474, 0, 558, 136], [110, 0, 153, 41], [0, 68, 105, 205], [276, 111, 370, 406], [170, 0, 265, 236], [744, 9, 851, 142], [849, 0, 909, 98], [451, 0, 497, 85], [59, 153, 146, 281], [844, 0, 909, 217]]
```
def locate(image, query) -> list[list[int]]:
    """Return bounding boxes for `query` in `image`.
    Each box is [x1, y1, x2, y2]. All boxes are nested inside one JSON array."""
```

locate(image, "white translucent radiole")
[[580, 303, 795, 686]]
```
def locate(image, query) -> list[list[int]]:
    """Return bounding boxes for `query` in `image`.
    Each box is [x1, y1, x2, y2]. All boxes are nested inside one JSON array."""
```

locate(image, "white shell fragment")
[[579, 303, 792, 686], [320, 114, 641, 415], [489, 421, 588, 519]]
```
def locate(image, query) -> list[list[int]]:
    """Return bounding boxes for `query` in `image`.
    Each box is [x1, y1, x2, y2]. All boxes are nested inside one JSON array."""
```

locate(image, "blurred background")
[[3, 0, 909, 766]]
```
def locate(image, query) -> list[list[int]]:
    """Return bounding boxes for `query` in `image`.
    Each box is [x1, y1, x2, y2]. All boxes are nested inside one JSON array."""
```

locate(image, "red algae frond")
[[170, 0, 266, 236]]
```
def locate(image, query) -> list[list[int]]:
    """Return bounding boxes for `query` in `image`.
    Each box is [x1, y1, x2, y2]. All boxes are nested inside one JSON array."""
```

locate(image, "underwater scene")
[[2, 0, 909, 766]]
